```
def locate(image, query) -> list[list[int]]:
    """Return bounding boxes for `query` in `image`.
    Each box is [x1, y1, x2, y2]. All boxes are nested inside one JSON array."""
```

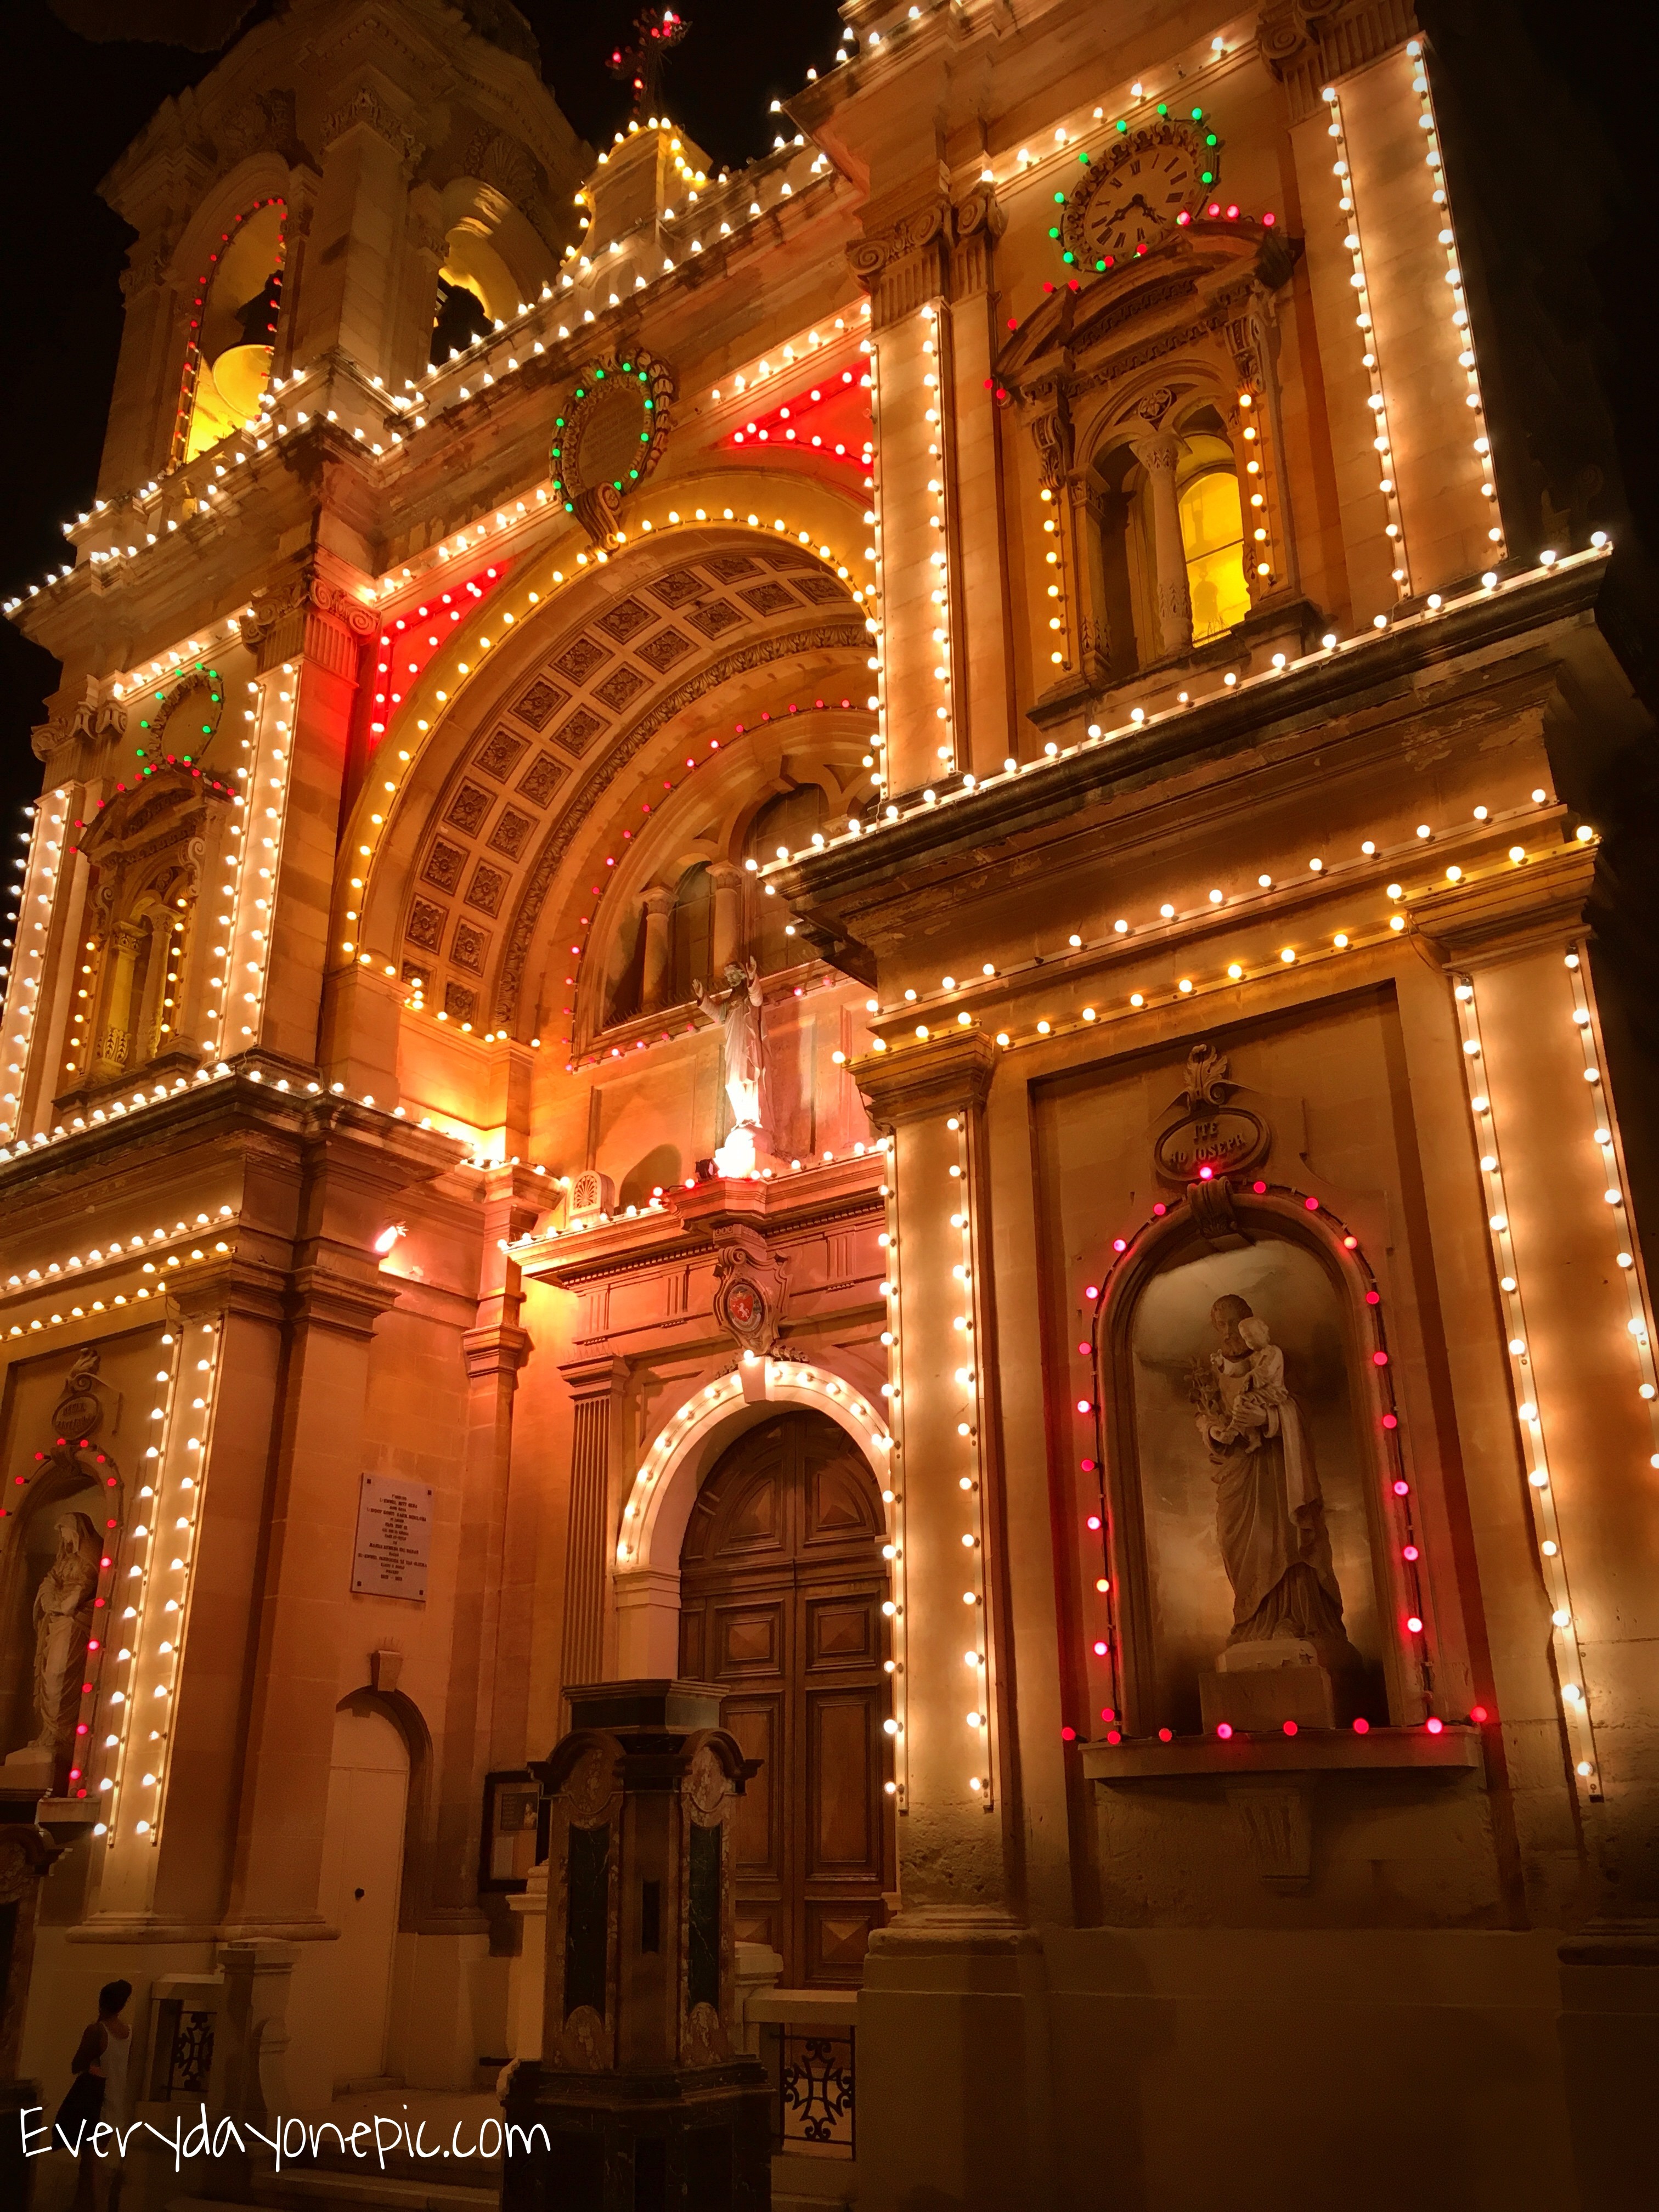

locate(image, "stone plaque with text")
[[352, 1473, 433, 1601]]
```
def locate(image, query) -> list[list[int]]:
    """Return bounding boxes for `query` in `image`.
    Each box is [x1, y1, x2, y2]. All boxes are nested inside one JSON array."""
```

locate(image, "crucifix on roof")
[[607, 6, 690, 117]]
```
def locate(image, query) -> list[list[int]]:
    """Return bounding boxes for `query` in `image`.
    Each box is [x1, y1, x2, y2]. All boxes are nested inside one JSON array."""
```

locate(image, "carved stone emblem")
[[551, 351, 675, 547], [710, 1227, 786, 1357], [1152, 1042, 1269, 1186], [50, 1346, 119, 1445]]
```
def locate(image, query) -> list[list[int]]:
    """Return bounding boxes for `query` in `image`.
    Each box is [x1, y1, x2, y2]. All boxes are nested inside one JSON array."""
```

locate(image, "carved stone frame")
[[1092, 1187, 1418, 1740]]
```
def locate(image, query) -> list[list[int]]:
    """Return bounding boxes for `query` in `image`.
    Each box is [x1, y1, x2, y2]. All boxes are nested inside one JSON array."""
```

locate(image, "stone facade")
[[0, 0, 1654, 2203]]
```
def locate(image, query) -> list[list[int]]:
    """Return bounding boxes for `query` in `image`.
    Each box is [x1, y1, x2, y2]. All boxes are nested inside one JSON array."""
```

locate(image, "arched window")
[[744, 787, 826, 975], [178, 200, 286, 463], [1175, 418, 1252, 643]]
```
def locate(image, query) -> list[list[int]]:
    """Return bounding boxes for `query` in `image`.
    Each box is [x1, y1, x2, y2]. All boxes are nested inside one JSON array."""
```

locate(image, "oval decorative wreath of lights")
[[551, 348, 675, 546], [133, 661, 226, 768], [1053, 110, 1222, 274]]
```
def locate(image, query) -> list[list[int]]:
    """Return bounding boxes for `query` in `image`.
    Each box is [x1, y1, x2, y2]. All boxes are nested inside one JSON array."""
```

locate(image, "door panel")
[[804, 1900, 884, 1985], [723, 1697, 782, 1883], [806, 1689, 879, 1874], [679, 1412, 893, 1985], [716, 1601, 782, 1673], [807, 1594, 875, 1667]]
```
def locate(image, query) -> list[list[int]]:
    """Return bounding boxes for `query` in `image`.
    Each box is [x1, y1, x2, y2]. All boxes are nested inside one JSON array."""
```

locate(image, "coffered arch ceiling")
[[358, 521, 876, 1039]]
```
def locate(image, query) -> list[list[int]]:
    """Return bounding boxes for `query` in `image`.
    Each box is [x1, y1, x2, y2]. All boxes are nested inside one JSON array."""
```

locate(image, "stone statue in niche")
[[694, 957, 766, 1178], [1192, 1295, 1363, 1730], [3, 1511, 103, 1786]]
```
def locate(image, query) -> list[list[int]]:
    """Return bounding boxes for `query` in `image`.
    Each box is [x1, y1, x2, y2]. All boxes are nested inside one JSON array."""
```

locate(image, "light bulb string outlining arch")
[[341, 473, 879, 1022], [616, 1355, 894, 1575]]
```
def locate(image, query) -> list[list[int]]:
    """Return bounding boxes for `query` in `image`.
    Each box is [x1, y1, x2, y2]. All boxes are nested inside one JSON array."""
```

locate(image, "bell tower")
[[93, 0, 588, 498]]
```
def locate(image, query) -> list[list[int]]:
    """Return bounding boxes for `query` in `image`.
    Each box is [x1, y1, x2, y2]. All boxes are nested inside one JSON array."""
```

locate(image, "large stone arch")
[[345, 479, 876, 1049], [611, 1357, 892, 1675]]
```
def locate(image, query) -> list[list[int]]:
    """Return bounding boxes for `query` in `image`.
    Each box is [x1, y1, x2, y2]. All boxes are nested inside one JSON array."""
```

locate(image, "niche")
[[1114, 1229, 1387, 1736]]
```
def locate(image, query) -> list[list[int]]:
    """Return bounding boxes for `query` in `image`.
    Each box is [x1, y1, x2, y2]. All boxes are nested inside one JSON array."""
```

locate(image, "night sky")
[[1, 0, 1654, 835]]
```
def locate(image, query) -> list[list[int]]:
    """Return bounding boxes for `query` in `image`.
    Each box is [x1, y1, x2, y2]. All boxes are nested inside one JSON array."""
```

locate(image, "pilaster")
[[560, 1355, 630, 1702], [241, 556, 376, 1075], [431, 1166, 540, 1909]]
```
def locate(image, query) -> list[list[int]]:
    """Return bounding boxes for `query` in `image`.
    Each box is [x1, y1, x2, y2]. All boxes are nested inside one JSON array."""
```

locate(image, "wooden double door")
[[678, 1409, 894, 1985]]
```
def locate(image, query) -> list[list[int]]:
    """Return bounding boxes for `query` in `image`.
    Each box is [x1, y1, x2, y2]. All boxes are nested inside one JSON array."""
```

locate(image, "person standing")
[[57, 1980, 133, 2210]]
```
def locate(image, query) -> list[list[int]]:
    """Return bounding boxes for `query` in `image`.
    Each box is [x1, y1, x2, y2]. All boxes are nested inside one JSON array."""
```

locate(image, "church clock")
[[1058, 116, 1220, 273]]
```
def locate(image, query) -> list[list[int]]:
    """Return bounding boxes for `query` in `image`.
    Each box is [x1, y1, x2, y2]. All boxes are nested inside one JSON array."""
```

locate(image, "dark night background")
[[1, 0, 1654, 837]]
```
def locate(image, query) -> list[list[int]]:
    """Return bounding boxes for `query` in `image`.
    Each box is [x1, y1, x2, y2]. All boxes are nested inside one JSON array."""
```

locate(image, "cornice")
[[849, 1030, 996, 1124], [1414, 842, 1597, 969], [520, 1156, 885, 1290], [773, 556, 1639, 926]]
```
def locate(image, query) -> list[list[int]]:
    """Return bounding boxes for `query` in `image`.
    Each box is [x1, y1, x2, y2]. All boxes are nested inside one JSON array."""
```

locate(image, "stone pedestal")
[[506, 1858, 550, 2063], [1200, 1641, 1362, 1731], [503, 1680, 771, 2211]]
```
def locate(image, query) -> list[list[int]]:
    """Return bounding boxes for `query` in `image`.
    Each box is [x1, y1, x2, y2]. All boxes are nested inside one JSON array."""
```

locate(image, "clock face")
[[1062, 121, 1217, 273]]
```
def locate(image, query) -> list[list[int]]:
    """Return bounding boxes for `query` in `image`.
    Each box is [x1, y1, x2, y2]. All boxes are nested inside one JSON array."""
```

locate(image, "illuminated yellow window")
[[1179, 469, 1252, 642]]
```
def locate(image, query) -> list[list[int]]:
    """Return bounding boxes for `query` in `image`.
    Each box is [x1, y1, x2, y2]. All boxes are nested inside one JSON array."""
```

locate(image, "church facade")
[[2, 0, 1655, 2204]]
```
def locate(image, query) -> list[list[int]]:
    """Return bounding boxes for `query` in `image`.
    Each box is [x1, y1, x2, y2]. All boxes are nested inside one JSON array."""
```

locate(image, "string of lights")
[[1453, 969, 1600, 1798], [874, 1135, 910, 1809], [0, 796, 64, 1137], [94, 1318, 184, 1842], [944, 1113, 993, 1801], [1564, 949, 1659, 1469], [1404, 40, 1505, 558], [1320, 85, 1412, 602]]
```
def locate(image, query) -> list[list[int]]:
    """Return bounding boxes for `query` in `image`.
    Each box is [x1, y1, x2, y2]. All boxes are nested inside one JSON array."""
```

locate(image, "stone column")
[[639, 884, 676, 1013], [1133, 428, 1194, 659], [850, 1028, 1054, 2212], [558, 1357, 628, 1699], [707, 861, 745, 978], [91, 923, 145, 1080], [200, 1938, 300, 2194]]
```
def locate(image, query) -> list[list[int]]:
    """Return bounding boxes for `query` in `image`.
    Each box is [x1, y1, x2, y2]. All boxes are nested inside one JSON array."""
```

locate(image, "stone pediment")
[[995, 224, 1298, 396]]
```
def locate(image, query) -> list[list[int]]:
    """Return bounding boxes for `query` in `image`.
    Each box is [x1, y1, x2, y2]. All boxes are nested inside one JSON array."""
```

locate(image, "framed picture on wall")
[[479, 1768, 548, 1894]]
